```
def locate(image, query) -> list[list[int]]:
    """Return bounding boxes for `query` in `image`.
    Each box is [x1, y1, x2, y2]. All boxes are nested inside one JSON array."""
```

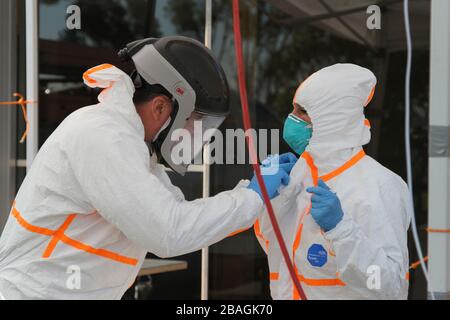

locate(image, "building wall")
[[0, 0, 18, 233]]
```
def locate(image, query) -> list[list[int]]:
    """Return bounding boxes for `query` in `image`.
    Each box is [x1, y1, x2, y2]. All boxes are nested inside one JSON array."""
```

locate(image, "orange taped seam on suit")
[[254, 219, 269, 251], [364, 86, 376, 106], [228, 227, 250, 237], [270, 272, 279, 281], [291, 150, 366, 299], [82, 63, 114, 84], [302, 149, 366, 185], [301, 152, 319, 186], [297, 274, 346, 286], [11, 205, 138, 266], [271, 272, 345, 285], [42, 214, 77, 258], [320, 149, 366, 182], [292, 274, 346, 300]]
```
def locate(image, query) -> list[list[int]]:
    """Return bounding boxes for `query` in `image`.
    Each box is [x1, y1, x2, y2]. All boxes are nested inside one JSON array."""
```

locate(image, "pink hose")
[[231, 0, 307, 300]]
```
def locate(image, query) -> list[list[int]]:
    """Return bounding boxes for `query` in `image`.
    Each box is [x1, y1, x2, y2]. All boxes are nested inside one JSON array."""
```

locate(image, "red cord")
[[231, 0, 307, 300]]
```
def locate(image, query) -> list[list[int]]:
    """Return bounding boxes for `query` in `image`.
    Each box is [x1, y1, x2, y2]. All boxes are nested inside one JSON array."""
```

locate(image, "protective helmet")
[[118, 36, 230, 175]]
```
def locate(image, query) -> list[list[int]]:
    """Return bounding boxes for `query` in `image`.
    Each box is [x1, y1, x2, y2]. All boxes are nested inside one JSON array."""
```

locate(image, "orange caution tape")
[[426, 228, 450, 233], [406, 227, 450, 280], [406, 256, 429, 281], [0, 93, 35, 143], [410, 256, 428, 270]]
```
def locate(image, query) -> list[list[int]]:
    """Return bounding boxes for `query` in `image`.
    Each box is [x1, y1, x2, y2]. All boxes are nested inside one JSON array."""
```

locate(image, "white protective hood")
[[83, 63, 144, 135], [254, 64, 410, 300], [294, 63, 376, 173]]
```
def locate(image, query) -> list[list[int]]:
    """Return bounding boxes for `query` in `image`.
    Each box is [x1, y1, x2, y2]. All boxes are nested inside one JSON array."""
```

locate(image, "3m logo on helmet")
[[176, 87, 185, 96]]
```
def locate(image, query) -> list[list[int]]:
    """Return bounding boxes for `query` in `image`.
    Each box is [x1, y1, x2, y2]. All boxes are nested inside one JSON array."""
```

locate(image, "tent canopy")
[[269, 0, 430, 51]]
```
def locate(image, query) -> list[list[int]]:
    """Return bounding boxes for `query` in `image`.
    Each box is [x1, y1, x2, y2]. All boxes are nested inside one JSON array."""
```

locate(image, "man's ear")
[[151, 96, 166, 120]]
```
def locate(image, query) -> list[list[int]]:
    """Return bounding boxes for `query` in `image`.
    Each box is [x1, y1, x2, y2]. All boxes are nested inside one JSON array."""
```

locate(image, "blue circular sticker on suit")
[[307, 244, 328, 267]]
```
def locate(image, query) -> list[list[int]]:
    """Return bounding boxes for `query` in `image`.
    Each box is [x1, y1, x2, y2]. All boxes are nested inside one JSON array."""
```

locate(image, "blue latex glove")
[[306, 179, 344, 232], [247, 164, 292, 200], [261, 152, 298, 171]]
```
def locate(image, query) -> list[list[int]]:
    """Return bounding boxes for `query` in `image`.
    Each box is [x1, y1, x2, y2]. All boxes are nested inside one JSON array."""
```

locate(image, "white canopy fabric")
[[270, 0, 430, 51]]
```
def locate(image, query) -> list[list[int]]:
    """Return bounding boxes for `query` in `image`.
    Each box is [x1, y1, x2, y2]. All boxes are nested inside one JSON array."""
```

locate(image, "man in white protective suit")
[[0, 36, 297, 299], [255, 63, 412, 300]]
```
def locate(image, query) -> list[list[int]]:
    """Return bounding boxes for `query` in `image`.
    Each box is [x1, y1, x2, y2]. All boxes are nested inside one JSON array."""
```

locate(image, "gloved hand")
[[247, 162, 293, 200], [261, 152, 298, 170], [261, 152, 298, 177], [306, 179, 344, 232]]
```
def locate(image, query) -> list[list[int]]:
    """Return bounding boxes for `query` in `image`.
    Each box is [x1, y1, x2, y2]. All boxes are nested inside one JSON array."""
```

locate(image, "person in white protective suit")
[[0, 36, 296, 299], [255, 63, 412, 300]]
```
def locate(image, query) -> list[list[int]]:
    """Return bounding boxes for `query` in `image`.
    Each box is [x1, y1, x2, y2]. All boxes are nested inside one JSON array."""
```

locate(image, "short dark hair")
[[131, 70, 173, 106]]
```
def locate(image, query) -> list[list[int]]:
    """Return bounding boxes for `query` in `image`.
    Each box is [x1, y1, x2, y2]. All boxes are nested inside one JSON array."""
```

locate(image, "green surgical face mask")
[[282, 114, 312, 155]]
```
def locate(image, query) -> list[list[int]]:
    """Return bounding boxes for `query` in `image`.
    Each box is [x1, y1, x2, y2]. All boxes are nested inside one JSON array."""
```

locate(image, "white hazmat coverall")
[[255, 64, 412, 300], [0, 64, 263, 299]]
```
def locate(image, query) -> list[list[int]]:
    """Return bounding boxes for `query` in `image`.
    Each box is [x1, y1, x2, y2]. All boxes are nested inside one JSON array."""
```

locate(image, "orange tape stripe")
[[293, 275, 346, 299], [0, 93, 34, 143], [292, 223, 304, 256], [59, 234, 137, 266], [364, 119, 371, 128], [320, 149, 366, 182], [426, 228, 450, 233], [301, 152, 318, 186], [405, 255, 430, 281], [42, 214, 77, 258], [228, 227, 251, 237], [254, 219, 269, 250], [12, 206, 138, 266], [292, 222, 304, 300], [293, 286, 300, 300], [0, 101, 34, 105], [270, 272, 279, 281], [364, 86, 376, 106], [291, 150, 364, 298], [82, 63, 114, 84], [410, 256, 429, 270], [297, 274, 346, 286], [11, 206, 55, 237], [292, 152, 318, 299]]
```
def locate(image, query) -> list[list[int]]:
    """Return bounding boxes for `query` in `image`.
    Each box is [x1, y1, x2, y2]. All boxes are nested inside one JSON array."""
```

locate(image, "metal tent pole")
[[200, 0, 212, 301], [428, 0, 450, 300], [25, 0, 39, 171]]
